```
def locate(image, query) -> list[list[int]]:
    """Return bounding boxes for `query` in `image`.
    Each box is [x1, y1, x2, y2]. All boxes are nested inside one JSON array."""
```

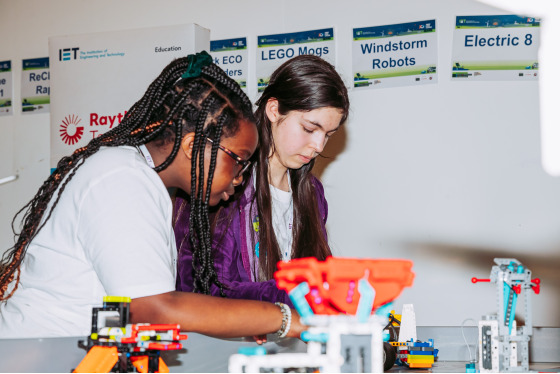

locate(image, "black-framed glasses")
[[206, 138, 252, 177]]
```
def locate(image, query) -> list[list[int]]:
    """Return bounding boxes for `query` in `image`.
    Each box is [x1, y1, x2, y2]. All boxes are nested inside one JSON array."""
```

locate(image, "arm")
[[130, 291, 303, 338], [80, 158, 302, 340], [175, 198, 294, 306], [177, 228, 294, 306]]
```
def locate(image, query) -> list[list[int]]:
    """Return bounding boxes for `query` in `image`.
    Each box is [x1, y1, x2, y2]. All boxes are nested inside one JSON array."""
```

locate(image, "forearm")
[[211, 279, 294, 308], [130, 291, 300, 338]]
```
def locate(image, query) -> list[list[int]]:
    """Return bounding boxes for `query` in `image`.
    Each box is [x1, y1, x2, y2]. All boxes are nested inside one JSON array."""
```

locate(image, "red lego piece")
[[275, 257, 415, 315]]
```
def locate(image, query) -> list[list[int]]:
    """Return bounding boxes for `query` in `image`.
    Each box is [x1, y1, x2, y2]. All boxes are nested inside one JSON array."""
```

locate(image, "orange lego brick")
[[73, 346, 119, 373]]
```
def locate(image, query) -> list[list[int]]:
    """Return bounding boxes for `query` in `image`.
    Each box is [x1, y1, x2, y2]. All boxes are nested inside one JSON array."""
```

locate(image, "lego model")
[[383, 307, 439, 370], [472, 258, 540, 373], [73, 296, 188, 373], [228, 257, 415, 373], [390, 339, 439, 369]]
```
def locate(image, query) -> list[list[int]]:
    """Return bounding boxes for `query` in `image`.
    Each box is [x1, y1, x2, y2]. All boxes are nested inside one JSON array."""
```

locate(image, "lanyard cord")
[[137, 144, 155, 169]]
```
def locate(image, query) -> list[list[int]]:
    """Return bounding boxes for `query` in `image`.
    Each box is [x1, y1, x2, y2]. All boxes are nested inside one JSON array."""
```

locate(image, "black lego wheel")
[[383, 342, 397, 372]]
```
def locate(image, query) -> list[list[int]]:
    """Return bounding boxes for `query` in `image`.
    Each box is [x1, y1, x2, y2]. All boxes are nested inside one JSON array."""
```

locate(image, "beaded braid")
[[0, 56, 255, 301], [190, 109, 229, 296], [190, 95, 217, 294]]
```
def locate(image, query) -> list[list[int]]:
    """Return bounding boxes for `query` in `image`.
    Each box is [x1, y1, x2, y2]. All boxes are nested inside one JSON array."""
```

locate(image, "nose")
[[311, 133, 327, 154]]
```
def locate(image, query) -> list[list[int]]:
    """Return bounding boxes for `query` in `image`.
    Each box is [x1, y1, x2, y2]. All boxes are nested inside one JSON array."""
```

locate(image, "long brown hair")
[[253, 55, 349, 280]]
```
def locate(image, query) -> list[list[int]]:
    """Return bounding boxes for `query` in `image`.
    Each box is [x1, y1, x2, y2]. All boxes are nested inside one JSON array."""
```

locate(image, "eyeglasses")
[[206, 137, 252, 177]]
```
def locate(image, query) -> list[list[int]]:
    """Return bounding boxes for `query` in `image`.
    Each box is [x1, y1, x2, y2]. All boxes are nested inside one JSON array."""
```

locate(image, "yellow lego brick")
[[407, 356, 435, 364], [104, 296, 131, 303]]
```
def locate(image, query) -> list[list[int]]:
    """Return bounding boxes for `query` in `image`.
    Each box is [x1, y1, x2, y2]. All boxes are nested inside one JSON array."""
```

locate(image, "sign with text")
[[210, 37, 248, 93], [257, 28, 335, 93], [21, 57, 50, 114], [49, 24, 209, 170], [353, 20, 437, 90], [452, 15, 540, 81], [0, 60, 12, 116]]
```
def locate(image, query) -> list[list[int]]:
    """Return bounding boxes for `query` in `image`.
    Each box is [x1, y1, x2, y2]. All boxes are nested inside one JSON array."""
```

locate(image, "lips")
[[298, 154, 313, 163]]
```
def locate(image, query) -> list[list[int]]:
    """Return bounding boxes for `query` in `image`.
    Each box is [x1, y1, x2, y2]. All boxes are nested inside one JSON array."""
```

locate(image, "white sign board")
[[22, 57, 50, 114], [210, 37, 248, 93], [257, 28, 335, 93], [48, 24, 209, 170], [0, 60, 12, 116], [352, 20, 437, 89], [452, 15, 540, 81]]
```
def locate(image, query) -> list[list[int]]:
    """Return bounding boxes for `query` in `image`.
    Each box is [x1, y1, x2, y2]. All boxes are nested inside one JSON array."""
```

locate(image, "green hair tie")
[[181, 50, 213, 80]]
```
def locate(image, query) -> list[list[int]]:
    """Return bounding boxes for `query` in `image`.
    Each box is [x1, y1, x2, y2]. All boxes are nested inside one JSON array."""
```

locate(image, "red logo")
[[59, 114, 84, 145]]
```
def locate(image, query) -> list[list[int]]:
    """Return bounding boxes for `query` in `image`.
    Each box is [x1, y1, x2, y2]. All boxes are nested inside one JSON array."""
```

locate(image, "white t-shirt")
[[0, 146, 176, 338], [269, 178, 293, 262]]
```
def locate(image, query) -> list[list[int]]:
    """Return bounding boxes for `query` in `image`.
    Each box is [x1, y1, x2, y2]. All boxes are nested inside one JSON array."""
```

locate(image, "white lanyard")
[[138, 144, 155, 169]]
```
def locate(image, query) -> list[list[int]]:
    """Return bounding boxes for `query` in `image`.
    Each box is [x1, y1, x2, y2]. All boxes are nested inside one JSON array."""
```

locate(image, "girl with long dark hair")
[[175, 55, 349, 304], [0, 52, 303, 339]]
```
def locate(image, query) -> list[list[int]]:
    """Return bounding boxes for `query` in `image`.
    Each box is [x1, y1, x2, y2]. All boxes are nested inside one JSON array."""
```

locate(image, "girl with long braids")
[[174, 55, 349, 305], [0, 51, 304, 339]]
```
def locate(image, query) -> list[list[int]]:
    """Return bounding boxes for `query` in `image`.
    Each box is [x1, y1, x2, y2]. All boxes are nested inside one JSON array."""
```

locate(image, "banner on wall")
[[257, 28, 335, 93], [0, 60, 12, 116], [352, 20, 437, 90], [21, 57, 50, 114], [210, 37, 248, 93], [452, 15, 540, 81], [48, 24, 209, 170]]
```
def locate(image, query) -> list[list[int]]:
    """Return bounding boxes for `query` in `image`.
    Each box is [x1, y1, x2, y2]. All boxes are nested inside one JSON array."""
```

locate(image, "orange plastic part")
[[73, 346, 119, 373], [409, 363, 433, 368], [130, 356, 169, 373], [275, 257, 415, 315]]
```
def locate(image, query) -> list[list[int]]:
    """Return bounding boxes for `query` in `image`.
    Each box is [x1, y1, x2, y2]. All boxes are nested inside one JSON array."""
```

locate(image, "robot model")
[[73, 296, 187, 373], [229, 257, 415, 373], [472, 258, 541, 373]]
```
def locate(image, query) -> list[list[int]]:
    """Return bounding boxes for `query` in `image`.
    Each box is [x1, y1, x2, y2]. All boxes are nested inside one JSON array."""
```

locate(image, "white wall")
[[1, 0, 559, 327]]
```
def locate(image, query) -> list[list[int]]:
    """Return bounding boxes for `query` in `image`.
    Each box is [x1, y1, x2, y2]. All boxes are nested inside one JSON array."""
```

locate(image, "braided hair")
[[0, 54, 255, 300]]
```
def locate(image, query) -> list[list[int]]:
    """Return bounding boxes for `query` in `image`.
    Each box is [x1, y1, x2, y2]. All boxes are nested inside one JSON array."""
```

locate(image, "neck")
[[144, 142, 184, 190], [268, 155, 290, 192]]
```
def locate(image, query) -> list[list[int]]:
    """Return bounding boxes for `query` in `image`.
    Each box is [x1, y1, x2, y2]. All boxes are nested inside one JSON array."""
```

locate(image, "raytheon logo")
[[59, 47, 79, 61], [59, 114, 84, 145]]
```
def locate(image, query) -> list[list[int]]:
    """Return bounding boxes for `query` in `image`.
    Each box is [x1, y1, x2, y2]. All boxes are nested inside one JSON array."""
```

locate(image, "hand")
[[253, 334, 267, 345], [285, 310, 306, 339]]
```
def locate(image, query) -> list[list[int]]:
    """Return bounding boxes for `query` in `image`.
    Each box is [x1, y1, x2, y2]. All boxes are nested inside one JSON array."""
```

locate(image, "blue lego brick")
[[410, 342, 431, 347], [237, 346, 267, 356], [466, 362, 477, 373], [301, 331, 329, 343], [357, 278, 375, 323], [405, 350, 434, 356]]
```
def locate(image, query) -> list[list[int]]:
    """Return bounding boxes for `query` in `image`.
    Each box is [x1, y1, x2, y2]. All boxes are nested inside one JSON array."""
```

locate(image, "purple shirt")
[[174, 173, 329, 306]]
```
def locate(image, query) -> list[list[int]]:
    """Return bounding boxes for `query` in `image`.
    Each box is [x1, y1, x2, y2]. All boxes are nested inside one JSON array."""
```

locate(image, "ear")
[[181, 132, 196, 160], [265, 98, 281, 124]]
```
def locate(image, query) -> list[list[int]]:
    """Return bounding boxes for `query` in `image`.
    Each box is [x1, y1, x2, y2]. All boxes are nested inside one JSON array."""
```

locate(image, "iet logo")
[[59, 47, 79, 61]]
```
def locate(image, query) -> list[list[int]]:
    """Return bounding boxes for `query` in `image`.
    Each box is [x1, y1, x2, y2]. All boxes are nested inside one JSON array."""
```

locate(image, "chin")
[[207, 197, 220, 206]]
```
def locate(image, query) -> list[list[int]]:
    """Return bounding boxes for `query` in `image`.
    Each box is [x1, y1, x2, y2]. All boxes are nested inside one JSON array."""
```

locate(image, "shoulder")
[[76, 146, 168, 205], [81, 146, 159, 184]]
